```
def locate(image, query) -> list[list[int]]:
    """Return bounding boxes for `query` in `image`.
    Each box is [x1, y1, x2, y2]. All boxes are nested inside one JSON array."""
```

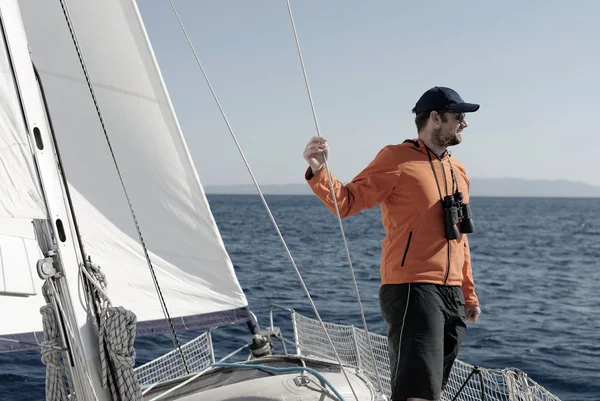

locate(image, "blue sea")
[[1, 195, 598, 401]]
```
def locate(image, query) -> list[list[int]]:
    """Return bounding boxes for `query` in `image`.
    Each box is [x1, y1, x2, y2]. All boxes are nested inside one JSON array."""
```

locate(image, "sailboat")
[[0, 0, 563, 400]]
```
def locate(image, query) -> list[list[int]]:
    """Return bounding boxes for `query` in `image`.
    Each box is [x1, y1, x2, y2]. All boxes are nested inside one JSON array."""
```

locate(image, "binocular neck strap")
[[447, 156, 458, 195], [424, 145, 459, 202]]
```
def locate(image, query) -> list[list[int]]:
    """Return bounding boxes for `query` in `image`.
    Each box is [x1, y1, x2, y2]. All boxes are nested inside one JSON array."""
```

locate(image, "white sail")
[[0, 0, 249, 351], [0, 8, 46, 221], [0, 220, 46, 348], [0, 218, 42, 297]]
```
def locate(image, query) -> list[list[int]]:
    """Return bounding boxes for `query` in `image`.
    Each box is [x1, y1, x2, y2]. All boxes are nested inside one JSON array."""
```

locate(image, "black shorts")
[[379, 283, 467, 401]]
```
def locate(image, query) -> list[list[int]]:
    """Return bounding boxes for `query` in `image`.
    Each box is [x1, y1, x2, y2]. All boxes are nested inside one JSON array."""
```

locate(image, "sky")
[[137, 0, 600, 187]]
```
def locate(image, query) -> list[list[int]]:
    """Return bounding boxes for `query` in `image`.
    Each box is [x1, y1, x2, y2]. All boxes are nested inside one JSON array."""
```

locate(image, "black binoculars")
[[442, 192, 475, 240]]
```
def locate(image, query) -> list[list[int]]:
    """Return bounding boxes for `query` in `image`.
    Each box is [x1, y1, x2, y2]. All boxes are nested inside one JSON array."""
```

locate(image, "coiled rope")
[[40, 280, 71, 401], [39, 260, 142, 401], [82, 260, 143, 401]]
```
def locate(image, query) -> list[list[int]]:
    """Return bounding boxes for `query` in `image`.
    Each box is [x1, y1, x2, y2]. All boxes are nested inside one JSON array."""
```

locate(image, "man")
[[303, 86, 482, 401]]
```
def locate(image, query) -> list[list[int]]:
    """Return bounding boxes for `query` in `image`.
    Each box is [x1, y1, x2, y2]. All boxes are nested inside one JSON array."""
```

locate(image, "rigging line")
[[166, 1, 359, 399], [284, 0, 383, 393], [0, 337, 65, 351], [57, 0, 189, 374]]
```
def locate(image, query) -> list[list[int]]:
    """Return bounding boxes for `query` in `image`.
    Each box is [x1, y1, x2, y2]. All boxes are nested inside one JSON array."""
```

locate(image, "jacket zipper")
[[444, 240, 450, 284], [401, 231, 412, 266]]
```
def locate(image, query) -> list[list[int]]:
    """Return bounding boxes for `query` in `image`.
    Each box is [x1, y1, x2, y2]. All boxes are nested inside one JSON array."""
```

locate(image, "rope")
[[212, 363, 346, 401], [284, 0, 383, 393], [99, 306, 141, 401], [0, 336, 65, 351], [149, 362, 347, 401], [56, 0, 189, 374], [165, 1, 361, 400], [84, 260, 143, 401], [38, 260, 143, 401], [40, 281, 70, 401]]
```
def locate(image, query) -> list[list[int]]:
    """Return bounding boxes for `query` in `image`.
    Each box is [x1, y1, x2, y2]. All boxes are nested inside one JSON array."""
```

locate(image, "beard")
[[432, 126, 462, 148]]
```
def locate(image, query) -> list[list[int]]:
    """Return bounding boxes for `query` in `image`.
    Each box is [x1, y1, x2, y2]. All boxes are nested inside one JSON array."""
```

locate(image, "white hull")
[[142, 356, 375, 401]]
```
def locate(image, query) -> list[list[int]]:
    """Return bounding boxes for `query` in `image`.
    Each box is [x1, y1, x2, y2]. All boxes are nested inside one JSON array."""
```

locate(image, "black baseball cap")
[[411, 86, 480, 114]]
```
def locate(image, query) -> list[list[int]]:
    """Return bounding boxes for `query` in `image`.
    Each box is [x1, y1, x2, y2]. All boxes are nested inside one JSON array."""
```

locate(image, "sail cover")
[[0, 0, 249, 351]]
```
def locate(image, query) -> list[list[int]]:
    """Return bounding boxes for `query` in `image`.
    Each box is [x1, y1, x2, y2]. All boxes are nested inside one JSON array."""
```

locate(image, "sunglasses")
[[440, 110, 465, 122]]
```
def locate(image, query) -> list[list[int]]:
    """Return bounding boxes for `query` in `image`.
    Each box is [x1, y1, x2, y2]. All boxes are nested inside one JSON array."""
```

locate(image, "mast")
[[0, 1, 111, 400]]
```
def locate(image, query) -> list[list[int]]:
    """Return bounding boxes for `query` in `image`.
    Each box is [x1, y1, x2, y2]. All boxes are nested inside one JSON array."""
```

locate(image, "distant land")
[[205, 178, 600, 198]]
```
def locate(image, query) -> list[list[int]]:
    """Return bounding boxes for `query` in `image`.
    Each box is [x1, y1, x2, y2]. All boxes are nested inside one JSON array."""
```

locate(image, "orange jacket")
[[305, 138, 478, 307]]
